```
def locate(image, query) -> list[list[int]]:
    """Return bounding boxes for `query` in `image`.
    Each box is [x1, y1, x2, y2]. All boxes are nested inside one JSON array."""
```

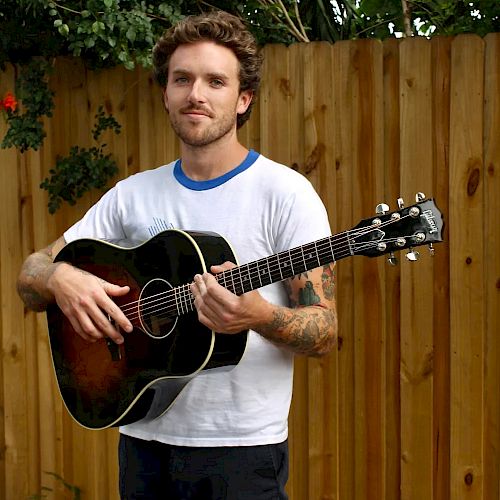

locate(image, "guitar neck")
[[216, 232, 350, 296], [169, 197, 444, 316]]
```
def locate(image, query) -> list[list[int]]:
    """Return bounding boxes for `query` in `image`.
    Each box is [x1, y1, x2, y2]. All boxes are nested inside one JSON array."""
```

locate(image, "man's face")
[[164, 41, 252, 147]]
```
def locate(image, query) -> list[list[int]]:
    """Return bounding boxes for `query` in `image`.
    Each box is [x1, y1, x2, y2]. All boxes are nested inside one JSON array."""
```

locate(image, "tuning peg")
[[428, 243, 435, 256], [387, 252, 398, 266], [397, 197, 405, 209], [405, 249, 420, 261], [376, 203, 390, 215], [416, 192, 426, 202]]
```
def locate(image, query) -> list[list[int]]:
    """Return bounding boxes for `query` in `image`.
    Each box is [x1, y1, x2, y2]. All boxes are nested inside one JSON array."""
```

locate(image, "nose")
[[187, 80, 205, 104]]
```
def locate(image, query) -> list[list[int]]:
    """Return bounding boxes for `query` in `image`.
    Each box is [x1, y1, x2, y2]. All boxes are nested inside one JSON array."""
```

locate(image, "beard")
[[168, 106, 238, 147]]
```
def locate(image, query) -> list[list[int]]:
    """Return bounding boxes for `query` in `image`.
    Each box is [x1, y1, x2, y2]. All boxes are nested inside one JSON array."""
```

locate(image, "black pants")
[[119, 434, 289, 500]]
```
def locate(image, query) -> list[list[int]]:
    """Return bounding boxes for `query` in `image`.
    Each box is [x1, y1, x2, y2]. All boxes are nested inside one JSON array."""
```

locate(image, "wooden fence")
[[0, 33, 499, 500]]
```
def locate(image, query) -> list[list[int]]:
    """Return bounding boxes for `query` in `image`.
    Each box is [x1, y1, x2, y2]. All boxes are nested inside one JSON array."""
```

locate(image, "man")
[[17, 10, 337, 499]]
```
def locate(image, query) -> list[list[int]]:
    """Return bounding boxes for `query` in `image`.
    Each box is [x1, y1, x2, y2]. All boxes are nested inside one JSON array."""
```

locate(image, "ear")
[[236, 90, 253, 115], [162, 87, 169, 112]]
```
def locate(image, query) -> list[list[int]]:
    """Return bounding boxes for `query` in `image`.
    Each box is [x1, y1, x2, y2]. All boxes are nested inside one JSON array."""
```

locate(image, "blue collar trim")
[[173, 149, 260, 191]]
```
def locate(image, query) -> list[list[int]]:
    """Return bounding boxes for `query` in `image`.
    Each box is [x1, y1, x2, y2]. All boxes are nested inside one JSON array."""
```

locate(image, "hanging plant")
[[1, 59, 54, 152], [40, 106, 121, 214]]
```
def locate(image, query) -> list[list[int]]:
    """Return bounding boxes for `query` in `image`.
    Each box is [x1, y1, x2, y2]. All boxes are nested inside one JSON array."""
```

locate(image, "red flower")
[[1, 92, 18, 112]]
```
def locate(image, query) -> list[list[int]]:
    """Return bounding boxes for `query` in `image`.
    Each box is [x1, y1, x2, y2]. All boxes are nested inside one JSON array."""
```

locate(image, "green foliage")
[[357, 0, 499, 39], [1, 59, 54, 152], [0, 0, 185, 70], [40, 106, 121, 214]]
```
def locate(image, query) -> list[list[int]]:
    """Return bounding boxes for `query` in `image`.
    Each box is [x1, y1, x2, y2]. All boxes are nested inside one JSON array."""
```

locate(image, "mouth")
[[181, 107, 212, 118]]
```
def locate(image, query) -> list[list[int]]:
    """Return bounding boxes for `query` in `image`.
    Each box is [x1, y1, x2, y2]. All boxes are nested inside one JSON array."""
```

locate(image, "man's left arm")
[[191, 262, 337, 357]]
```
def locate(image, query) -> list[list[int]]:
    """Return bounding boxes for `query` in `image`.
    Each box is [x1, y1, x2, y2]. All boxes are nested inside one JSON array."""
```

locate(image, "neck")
[[179, 133, 248, 181]]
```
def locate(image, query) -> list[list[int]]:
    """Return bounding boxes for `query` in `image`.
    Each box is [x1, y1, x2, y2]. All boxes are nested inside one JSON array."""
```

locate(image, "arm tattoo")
[[321, 264, 336, 300], [258, 305, 337, 357], [17, 243, 60, 311], [259, 264, 337, 356]]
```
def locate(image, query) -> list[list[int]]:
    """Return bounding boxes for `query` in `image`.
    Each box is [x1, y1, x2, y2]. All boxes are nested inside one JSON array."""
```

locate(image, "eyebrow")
[[170, 68, 231, 81]]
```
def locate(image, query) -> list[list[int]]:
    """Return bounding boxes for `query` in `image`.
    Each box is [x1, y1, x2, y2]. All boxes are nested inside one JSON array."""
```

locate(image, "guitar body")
[[47, 230, 248, 429]]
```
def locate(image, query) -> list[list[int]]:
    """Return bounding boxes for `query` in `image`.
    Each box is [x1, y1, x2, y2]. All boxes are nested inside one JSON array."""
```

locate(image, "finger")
[[211, 261, 236, 273], [103, 282, 130, 297], [193, 274, 207, 295], [67, 315, 98, 343], [98, 295, 133, 333], [85, 303, 125, 344]]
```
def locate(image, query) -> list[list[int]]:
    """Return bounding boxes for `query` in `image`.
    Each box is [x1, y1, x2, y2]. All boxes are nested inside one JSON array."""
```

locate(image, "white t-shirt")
[[64, 150, 331, 446]]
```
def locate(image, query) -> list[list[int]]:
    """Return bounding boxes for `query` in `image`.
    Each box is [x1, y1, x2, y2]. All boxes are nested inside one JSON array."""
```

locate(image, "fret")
[[182, 284, 190, 313], [268, 254, 281, 283], [288, 249, 295, 276], [240, 264, 252, 294], [301, 242, 320, 272], [255, 259, 271, 287], [231, 269, 243, 295], [277, 252, 294, 280], [328, 236, 336, 264], [266, 257, 272, 284], [314, 241, 321, 267], [174, 286, 181, 316], [252, 260, 263, 289], [228, 268, 236, 295], [290, 247, 307, 275]]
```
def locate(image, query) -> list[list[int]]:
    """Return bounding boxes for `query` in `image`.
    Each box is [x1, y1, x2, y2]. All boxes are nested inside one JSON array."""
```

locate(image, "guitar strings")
[[116, 214, 415, 324], [114, 214, 415, 324]]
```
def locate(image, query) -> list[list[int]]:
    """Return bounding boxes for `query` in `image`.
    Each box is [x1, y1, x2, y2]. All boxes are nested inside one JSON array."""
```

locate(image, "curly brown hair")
[[152, 10, 263, 129]]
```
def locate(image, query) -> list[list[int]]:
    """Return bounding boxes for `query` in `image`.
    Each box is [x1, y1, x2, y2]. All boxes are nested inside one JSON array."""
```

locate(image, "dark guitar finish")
[[46, 198, 444, 430], [47, 230, 247, 429]]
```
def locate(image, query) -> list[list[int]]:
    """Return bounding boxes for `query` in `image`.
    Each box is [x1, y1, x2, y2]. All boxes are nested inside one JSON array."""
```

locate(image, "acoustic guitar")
[[46, 196, 443, 429]]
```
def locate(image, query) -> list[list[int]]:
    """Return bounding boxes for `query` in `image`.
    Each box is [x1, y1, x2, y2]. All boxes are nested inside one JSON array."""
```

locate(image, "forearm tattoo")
[[259, 265, 337, 356], [259, 306, 337, 356], [17, 244, 58, 311]]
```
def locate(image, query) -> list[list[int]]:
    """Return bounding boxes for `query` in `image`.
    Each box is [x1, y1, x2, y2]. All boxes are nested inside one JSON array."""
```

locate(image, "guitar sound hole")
[[139, 278, 177, 339]]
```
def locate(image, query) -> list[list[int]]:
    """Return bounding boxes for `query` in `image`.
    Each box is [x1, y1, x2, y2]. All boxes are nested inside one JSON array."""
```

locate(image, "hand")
[[47, 262, 133, 344], [190, 261, 270, 334]]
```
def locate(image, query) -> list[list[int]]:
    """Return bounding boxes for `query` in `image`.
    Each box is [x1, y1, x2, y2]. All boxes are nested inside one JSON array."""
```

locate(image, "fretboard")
[[216, 231, 352, 296]]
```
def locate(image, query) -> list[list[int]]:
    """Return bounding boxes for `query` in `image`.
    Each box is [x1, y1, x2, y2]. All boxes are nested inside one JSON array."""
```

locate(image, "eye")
[[174, 76, 189, 84], [210, 79, 224, 88]]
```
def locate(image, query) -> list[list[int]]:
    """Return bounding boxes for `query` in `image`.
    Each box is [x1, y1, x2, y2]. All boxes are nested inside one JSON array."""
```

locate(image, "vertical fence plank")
[[302, 41, 337, 500], [431, 35, 452, 500], [332, 39, 356, 500], [449, 34, 486, 500], [0, 64, 30, 500], [483, 32, 500, 500], [399, 37, 435, 500], [350, 38, 386, 500], [382, 37, 402, 500]]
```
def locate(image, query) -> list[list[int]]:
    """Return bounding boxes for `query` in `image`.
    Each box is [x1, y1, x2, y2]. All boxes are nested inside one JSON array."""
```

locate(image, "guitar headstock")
[[350, 194, 444, 264]]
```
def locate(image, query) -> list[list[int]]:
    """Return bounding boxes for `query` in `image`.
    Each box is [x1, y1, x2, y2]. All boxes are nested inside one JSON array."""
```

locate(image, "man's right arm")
[[17, 236, 132, 343], [17, 236, 67, 311]]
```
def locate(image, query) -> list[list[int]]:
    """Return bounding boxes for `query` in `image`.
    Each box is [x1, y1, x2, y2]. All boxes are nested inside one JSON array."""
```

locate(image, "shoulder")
[[115, 162, 176, 193], [248, 154, 316, 195]]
